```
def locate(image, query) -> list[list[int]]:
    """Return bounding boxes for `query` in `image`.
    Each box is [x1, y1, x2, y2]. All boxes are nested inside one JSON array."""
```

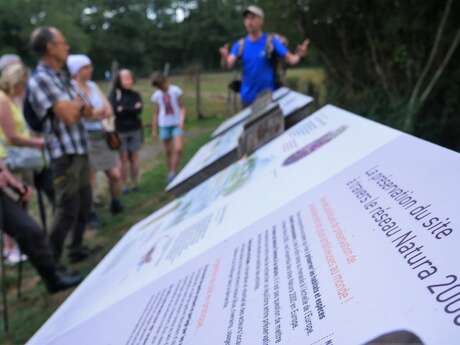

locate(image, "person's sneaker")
[[88, 210, 100, 229], [110, 199, 124, 215], [4, 248, 27, 266], [122, 187, 131, 194], [45, 271, 83, 294]]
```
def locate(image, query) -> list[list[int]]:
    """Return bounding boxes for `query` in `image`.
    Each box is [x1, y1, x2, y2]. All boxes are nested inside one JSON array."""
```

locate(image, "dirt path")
[[94, 126, 211, 199]]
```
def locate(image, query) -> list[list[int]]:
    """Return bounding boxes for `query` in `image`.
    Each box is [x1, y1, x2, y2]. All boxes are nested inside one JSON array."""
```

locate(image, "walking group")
[[0, 5, 308, 294]]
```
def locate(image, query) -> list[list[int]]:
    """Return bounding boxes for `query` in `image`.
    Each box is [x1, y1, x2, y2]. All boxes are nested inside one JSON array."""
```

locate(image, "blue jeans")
[[159, 126, 183, 141]]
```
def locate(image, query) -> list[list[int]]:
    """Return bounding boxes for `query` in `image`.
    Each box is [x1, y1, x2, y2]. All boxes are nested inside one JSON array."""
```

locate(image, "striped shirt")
[[27, 63, 88, 159]]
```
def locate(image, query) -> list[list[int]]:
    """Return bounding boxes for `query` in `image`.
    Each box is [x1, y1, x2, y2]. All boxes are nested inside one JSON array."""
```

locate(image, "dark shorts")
[[119, 129, 143, 153]]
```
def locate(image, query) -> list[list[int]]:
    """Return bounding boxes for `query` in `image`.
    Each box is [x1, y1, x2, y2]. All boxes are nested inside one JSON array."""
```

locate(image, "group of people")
[[0, 26, 186, 293], [0, 4, 307, 295]]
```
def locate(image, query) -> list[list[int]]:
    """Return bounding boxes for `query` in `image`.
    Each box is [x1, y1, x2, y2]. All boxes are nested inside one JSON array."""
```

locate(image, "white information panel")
[[28, 106, 460, 344], [166, 122, 243, 192], [211, 87, 312, 138], [277, 89, 313, 118], [168, 89, 314, 192], [211, 107, 251, 139]]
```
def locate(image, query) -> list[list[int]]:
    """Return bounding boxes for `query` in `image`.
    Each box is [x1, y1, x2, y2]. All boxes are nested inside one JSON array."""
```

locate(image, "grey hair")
[[0, 54, 21, 73], [30, 27, 56, 56]]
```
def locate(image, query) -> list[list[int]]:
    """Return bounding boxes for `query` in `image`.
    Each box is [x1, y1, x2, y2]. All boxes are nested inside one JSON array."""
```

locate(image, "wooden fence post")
[[195, 65, 203, 119]]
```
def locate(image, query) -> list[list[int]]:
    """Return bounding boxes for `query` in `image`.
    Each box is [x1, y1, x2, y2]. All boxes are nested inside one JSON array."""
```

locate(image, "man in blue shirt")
[[220, 5, 310, 106]]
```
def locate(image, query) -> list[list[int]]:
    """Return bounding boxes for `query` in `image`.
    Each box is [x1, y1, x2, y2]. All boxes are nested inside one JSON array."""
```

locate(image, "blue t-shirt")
[[230, 33, 288, 105]]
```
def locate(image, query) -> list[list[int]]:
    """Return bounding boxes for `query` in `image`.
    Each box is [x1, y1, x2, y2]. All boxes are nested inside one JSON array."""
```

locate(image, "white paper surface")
[[29, 105, 460, 345]]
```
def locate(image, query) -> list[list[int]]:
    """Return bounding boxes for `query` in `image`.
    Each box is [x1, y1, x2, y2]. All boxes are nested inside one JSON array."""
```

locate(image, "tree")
[[265, 0, 460, 148]]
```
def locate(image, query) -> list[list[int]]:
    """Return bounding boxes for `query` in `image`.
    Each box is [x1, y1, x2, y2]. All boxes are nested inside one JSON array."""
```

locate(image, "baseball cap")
[[243, 5, 264, 18]]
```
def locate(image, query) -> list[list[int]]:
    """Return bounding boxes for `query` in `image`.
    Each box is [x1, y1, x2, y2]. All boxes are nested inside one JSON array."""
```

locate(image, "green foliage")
[[0, 0, 90, 65], [279, 0, 460, 150], [0, 0, 458, 147]]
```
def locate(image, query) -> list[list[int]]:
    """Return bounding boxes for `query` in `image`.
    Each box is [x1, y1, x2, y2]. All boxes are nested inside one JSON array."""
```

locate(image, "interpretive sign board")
[[212, 87, 313, 139], [28, 105, 460, 345], [250, 90, 273, 116], [238, 103, 284, 157], [168, 89, 314, 195], [165, 123, 242, 195], [279, 89, 315, 129]]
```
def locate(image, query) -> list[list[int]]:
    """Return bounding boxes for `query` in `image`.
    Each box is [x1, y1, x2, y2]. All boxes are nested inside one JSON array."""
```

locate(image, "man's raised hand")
[[219, 44, 229, 59], [296, 39, 310, 58]]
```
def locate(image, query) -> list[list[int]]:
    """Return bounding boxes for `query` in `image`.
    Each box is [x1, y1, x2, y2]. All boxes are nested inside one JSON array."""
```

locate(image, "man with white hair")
[[219, 5, 310, 106]]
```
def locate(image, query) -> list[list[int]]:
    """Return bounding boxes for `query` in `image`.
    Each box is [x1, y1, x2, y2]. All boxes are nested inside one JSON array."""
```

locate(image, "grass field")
[[0, 67, 325, 344]]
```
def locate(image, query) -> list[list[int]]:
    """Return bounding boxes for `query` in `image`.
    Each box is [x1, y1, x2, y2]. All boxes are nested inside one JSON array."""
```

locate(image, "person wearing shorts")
[[109, 69, 143, 193], [119, 129, 143, 153], [150, 74, 186, 183]]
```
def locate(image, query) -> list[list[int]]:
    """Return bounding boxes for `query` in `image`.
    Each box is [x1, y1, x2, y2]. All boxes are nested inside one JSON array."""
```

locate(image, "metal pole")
[[0, 198, 9, 334], [196, 65, 203, 119], [37, 189, 47, 234], [16, 252, 22, 299]]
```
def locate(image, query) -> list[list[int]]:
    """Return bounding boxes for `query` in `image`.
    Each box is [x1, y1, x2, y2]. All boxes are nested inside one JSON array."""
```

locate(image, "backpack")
[[23, 70, 53, 132], [23, 89, 52, 133], [232, 33, 288, 91]]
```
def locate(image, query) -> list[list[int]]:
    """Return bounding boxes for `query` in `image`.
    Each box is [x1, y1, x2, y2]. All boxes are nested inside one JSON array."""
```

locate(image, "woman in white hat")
[[67, 54, 124, 216]]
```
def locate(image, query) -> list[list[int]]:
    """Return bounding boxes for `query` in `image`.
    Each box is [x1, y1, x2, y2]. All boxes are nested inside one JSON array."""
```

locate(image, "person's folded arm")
[[28, 73, 86, 126], [52, 99, 84, 126]]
